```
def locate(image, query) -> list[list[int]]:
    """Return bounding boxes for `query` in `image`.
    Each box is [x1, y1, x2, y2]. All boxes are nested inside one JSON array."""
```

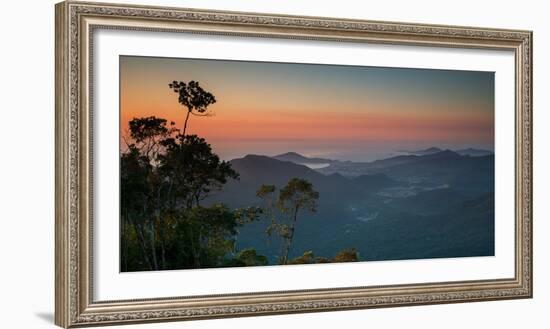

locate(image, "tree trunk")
[[155, 185, 167, 270], [121, 216, 128, 272], [131, 218, 153, 271], [160, 235, 167, 270], [157, 213, 167, 270], [182, 110, 191, 136], [148, 221, 159, 270], [281, 206, 299, 264]]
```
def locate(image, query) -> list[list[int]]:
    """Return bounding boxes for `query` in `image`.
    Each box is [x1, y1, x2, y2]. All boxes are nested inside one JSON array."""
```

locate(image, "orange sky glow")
[[120, 56, 494, 161]]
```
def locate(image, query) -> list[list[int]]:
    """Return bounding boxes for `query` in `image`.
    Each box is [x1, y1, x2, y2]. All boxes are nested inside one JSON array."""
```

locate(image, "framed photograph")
[[55, 1, 532, 327]]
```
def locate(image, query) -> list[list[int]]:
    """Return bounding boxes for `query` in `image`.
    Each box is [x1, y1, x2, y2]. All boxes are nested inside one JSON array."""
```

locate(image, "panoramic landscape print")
[[119, 55, 495, 272]]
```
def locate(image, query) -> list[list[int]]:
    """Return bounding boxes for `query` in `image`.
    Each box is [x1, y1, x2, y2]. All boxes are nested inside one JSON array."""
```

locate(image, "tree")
[[286, 249, 359, 265], [287, 250, 315, 265], [158, 134, 239, 210], [120, 81, 270, 271], [120, 145, 156, 270], [121, 116, 241, 271], [256, 184, 287, 248], [121, 117, 178, 270], [126, 116, 177, 158], [172, 204, 239, 269], [277, 178, 319, 264], [168, 80, 216, 136], [331, 248, 359, 262], [224, 248, 269, 267], [256, 178, 319, 265]]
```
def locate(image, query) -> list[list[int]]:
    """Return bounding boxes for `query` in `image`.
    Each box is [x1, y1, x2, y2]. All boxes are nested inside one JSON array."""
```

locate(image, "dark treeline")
[[120, 80, 358, 271]]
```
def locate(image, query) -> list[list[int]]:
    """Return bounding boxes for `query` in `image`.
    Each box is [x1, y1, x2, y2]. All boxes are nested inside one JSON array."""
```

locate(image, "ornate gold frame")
[[55, 1, 533, 327]]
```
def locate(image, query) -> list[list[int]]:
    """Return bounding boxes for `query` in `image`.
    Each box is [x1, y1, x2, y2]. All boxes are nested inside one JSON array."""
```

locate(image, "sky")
[[120, 55, 494, 162]]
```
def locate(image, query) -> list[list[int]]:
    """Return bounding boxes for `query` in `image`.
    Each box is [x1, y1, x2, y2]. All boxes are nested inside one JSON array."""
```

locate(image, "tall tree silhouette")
[[257, 178, 319, 264], [278, 178, 319, 264], [121, 116, 242, 271], [168, 80, 216, 136]]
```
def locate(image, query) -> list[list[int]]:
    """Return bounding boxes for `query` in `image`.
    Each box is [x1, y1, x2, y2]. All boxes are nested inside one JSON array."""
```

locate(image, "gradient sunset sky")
[[120, 56, 494, 162]]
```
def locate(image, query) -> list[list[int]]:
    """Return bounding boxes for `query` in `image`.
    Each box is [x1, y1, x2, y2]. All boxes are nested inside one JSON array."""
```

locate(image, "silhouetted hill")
[[379, 152, 494, 191], [318, 150, 492, 186], [405, 147, 443, 155], [204, 150, 494, 263], [420, 149, 461, 160], [208, 155, 356, 208], [272, 152, 334, 164], [231, 154, 324, 184], [316, 154, 419, 177], [400, 147, 492, 157], [369, 154, 420, 168], [455, 148, 493, 157]]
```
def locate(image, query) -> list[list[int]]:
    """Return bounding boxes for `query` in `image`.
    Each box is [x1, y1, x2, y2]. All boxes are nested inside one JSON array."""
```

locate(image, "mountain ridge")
[[263, 148, 492, 169], [272, 152, 335, 164], [206, 149, 494, 263], [403, 147, 493, 157]]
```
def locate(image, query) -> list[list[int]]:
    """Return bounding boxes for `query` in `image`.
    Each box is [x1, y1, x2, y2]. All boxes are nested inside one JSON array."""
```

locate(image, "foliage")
[[286, 250, 316, 265], [168, 80, 216, 136], [233, 206, 264, 225], [124, 116, 177, 162], [157, 134, 239, 209], [256, 178, 319, 264], [278, 178, 319, 215], [171, 205, 240, 269], [120, 79, 361, 272], [224, 248, 269, 267], [331, 248, 359, 262], [128, 116, 174, 143], [120, 113, 245, 271], [287, 249, 359, 265]]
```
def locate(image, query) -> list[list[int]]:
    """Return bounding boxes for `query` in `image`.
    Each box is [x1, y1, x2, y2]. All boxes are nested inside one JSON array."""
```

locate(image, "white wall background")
[[0, 0, 546, 328]]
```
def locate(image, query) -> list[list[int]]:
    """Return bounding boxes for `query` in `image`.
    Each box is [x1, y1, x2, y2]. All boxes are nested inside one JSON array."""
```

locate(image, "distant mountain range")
[[273, 152, 335, 164], [402, 147, 444, 156], [310, 149, 494, 185], [402, 147, 493, 157], [270, 148, 493, 172], [211, 154, 359, 208], [221, 150, 494, 193], [204, 148, 494, 263], [455, 148, 494, 157]]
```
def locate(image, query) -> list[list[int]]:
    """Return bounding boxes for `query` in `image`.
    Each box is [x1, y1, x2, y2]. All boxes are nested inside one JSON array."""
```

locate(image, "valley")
[[205, 148, 495, 263]]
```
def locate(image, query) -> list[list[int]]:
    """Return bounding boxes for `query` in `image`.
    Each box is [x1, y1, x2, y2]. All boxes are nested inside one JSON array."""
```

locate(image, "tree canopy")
[[257, 178, 320, 264], [168, 80, 216, 136], [120, 80, 358, 271]]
